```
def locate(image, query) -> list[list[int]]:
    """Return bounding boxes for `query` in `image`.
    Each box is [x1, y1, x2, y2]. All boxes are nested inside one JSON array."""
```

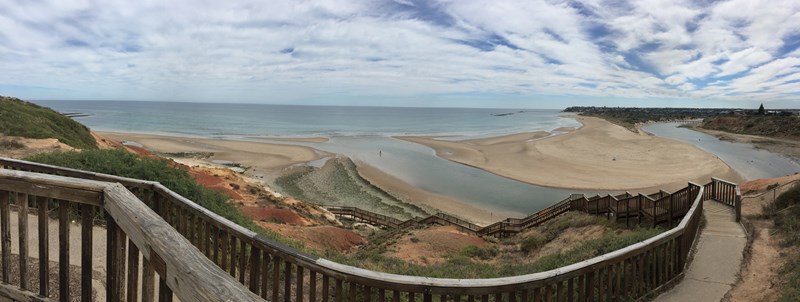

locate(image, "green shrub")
[[24, 149, 302, 249], [460, 245, 499, 260], [0, 96, 96, 149], [761, 184, 800, 301], [520, 233, 548, 254], [530, 227, 663, 272]]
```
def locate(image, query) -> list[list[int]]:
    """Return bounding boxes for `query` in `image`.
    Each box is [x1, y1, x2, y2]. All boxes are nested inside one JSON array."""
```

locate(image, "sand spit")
[[98, 132, 327, 178], [397, 116, 740, 191]]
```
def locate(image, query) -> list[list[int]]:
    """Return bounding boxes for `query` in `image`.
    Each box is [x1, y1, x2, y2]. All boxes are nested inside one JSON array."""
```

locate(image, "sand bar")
[[99, 132, 327, 174], [397, 116, 741, 191]]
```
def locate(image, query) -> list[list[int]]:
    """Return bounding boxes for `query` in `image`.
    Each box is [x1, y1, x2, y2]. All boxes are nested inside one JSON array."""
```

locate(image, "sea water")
[[36, 100, 578, 138], [35, 100, 584, 216]]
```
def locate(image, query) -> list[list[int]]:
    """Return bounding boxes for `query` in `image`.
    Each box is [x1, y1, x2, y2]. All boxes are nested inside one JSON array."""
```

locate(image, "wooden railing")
[[0, 157, 741, 302], [708, 177, 742, 221], [0, 168, 260, 301]]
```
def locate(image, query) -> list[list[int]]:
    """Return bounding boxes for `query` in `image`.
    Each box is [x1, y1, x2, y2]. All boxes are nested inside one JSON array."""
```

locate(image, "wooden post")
[[58, 200, 69, 301], [637, 196, 642, 226], [735, 194, 742, 222], [15, 192, 29, 291], [668, 195, 674, 228], [37, 197, 49, 297]]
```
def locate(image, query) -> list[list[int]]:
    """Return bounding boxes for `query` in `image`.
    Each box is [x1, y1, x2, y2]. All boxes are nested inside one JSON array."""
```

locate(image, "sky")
[[1, 0, 799, 109]]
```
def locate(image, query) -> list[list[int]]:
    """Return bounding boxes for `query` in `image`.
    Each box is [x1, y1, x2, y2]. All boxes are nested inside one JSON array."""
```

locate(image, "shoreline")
[[99, 116, 746, 224], [396, 116, 741, 191]]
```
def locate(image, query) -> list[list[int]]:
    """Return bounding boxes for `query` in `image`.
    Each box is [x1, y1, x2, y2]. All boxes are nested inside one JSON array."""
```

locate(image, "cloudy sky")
[[1, 0, 799, 108]]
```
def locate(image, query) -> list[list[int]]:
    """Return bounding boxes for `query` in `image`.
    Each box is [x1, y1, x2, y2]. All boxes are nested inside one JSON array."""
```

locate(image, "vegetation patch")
[[702, 116, 800, 139], [340, 212, 663, 278], [25, 149, 303, 249], [564, 106, 731, 132], [0, 96, 97, 149], [762, 183, 800, 301]]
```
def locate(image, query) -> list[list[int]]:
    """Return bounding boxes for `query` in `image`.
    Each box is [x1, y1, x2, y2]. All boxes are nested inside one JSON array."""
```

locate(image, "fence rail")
[[0, 168, 261, 302], [0, 157, 741, 301]]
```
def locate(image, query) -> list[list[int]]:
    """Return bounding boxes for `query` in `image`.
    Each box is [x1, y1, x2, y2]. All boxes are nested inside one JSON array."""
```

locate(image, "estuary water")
[[642, 122, 800, 180], [35, 100, 584, 216]]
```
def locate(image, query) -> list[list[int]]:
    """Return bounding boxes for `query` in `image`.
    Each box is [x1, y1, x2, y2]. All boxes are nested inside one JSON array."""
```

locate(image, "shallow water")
[[266, 136, 583, 216], [36, 100, 588, 216], [642, 122, 800, 180]]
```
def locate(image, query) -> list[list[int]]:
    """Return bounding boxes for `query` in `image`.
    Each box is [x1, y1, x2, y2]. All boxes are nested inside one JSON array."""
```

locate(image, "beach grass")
[[762, 183, 800, 301], [0, 96, 97, 149]]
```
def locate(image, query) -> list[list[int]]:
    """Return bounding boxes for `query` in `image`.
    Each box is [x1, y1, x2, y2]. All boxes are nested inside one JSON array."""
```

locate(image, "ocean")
[[34, 100, 584, 216], [34, 100, 579, 138]]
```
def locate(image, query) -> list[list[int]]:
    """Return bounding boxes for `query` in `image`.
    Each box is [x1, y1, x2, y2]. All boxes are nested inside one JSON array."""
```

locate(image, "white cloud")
[[0, 0, 798, 105]]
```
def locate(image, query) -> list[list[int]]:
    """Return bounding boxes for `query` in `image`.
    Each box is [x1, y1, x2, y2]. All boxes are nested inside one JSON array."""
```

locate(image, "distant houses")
[[724, 104, 798, 117]]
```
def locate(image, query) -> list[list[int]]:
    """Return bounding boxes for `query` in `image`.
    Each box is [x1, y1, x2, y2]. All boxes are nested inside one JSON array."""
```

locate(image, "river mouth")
[[263, 135, 583, 217], [642, 122, 800, 180]]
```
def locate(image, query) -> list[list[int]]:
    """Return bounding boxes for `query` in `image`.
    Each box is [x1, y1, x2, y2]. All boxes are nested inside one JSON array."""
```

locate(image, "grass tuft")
[[762, 183, 800, 301]]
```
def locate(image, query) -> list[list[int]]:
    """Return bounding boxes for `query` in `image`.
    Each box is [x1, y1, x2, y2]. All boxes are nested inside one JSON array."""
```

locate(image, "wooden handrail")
[[104, 184, 262, 301], [0, 157, 737, 301], [0, 168, 263, 301]]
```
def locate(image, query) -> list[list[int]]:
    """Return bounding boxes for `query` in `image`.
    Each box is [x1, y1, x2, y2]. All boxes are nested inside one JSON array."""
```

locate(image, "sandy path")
[[397, 116, 739, 191], [7, 210, 108, 301]]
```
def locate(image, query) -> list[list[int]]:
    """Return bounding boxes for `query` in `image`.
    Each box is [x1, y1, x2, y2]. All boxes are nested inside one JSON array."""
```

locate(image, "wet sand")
[[397, 116, 739, 191]]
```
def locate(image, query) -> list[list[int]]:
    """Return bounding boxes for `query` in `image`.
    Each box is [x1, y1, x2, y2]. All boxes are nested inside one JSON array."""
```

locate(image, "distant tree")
[[758, 103, 765, 115]]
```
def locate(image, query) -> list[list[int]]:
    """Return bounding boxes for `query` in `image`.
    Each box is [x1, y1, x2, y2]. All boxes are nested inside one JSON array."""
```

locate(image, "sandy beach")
[[99, 132, 327, 179], [100, 116, 743, 223], [397, 116, 741, 191]]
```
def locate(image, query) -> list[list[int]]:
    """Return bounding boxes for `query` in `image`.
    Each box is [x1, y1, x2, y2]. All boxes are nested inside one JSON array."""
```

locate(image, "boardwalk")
[[653, 201, 747, 302]]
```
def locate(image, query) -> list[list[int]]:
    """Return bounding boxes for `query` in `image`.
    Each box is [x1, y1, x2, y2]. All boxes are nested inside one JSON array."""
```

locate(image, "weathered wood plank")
[[0, 281, 55, 302], [81, 204, 93, 301], [0, 170, 105, 206], [239, 239, 247, 283], [18, 192, 28, 290], [127, 241, 140, 302], [143, 258, 155, 302], [0, 157, 153, 189], [249, 247, 261, 293], [37, 197, 49, 297], [0, 190, 9, 283], [58, 200, 69, 301], [103, 184, 263, 301]]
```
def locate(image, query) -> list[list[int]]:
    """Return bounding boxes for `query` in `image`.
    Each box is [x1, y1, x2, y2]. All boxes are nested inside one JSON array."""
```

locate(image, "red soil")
[[740, 173, 800, 193], [257, 222, 364, 252]]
